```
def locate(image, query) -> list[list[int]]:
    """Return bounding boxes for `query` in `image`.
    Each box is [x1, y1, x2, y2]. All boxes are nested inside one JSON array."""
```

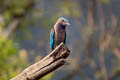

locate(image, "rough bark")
[[10, 43, 70, 80]]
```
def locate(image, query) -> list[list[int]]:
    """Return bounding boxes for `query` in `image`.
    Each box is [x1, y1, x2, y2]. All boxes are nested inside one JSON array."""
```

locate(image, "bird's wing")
[[64, 32, 66, 44], [50, 28, 55, 50]]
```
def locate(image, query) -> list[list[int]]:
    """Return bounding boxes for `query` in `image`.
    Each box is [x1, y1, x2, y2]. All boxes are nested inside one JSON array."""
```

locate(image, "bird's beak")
[[65, 22, 70, 26]]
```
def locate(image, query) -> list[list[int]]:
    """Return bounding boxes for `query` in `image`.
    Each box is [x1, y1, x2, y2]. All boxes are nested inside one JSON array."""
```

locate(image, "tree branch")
[[10, 43, 70, 80]]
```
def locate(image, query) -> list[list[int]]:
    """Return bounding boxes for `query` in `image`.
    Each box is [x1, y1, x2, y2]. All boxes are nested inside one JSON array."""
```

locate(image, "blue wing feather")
[[50, 28, 55, 50]]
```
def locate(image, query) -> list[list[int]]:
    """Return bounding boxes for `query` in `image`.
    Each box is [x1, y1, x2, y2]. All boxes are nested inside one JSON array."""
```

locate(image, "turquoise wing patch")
[[50, 31, 55, 50]]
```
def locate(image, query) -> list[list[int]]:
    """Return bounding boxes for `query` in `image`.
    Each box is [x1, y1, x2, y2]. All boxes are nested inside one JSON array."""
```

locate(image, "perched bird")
[[50, 17, 70, 51]]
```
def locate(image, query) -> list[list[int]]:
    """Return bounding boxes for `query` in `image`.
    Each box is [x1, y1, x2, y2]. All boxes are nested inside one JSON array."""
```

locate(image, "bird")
[[50, 17, 70, 51]]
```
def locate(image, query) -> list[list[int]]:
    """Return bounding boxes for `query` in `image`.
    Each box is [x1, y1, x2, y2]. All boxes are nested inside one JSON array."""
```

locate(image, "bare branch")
[[113, 48, 120, 60], [2, 18, 20, 38], [109, 68, 120, 80], [10, 43, 70, 80], [2, 0, 35, 38], [97, 0, 109, 79]]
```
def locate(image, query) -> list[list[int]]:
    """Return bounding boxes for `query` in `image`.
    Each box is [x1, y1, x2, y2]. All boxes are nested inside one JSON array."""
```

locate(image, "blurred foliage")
[[0, 16, 5, 29], [60, 1, 82, 17], [0, 35, 28, 80], [102, 0, 109, 4], [0, 0, 53, 79], [5, 0, 29, 14], [0, 35, 53, 80], [0, 0, 29, 28], [0, 36, 17, 61], [40, 73, 53, 80]]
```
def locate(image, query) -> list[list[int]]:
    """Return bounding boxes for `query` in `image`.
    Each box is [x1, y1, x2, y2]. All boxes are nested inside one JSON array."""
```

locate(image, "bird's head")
[[57, 17, 70, 27]]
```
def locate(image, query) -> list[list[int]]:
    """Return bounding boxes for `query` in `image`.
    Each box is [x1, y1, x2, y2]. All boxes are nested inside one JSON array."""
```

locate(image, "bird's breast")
[[55, 29, 65, 41]]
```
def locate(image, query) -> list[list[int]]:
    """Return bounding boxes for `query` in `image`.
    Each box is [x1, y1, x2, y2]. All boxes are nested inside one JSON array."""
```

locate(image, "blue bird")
[[50, 17, 70, 51]]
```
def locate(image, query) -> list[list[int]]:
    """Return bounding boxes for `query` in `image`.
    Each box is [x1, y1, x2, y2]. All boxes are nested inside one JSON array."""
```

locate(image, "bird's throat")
[[60, 25, 65, 29]]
